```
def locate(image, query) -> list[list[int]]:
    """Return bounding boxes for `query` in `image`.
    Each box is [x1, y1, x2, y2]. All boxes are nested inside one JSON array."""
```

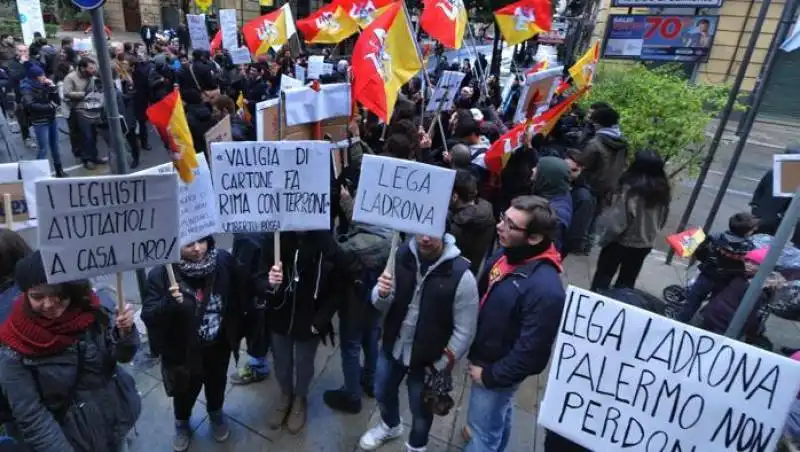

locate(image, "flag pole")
[[466, 22, 489, 101]]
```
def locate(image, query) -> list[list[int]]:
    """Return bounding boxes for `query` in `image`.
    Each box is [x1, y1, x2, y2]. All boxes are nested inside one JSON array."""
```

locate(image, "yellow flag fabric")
[[146, 90, 199, 183], [297, 3, 360, 44], [493, 0, 552, 46], [243, 5, 292, 57], [569, 42, 600, 89]]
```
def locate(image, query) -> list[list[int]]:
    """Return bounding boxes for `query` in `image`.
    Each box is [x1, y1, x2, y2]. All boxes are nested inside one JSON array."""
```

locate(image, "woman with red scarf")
[[0, 251, 141, 452]]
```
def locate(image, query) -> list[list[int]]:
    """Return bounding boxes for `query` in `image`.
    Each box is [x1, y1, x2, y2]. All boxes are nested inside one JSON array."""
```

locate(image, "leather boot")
[[286, 396, 307, 434], [54, 165, 67, 178], [267, 393, 292, 430]]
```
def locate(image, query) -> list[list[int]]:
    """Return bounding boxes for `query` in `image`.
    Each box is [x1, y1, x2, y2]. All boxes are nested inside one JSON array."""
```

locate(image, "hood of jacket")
[[408, 233, 462, 271], [595, 126, 628, 152], [533, 156, 572, 199], [450, 198, 495, 232]]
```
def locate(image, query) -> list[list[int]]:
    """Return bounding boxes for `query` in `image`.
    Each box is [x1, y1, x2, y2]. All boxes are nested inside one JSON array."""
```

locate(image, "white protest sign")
[[219, 9, 238, 51], [210, 141, 331, 233], [426, 70, 466, 113], [295, 64, 306, 83], [136, 154, 219, 246], [538, 285, 800, 452], [16, 0, 45, 45], [322, 63, 334, 76], [230, 47, 252, 65], [187, 14, 211, 51], [283, 83, 350, 126], [0, 159, 51, 221], [281, 74, 303, 92], [36, 174, 180, 284], [307, 55, 325, 80], [352, 155, 455, 236]]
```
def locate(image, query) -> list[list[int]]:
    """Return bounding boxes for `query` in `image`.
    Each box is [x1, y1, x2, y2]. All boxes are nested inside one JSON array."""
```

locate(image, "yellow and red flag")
[[569, 41, 600, 89], [419, 0, 468, 49], [146, 90, 198, 183], [242, 4, 294, 57], [352, 2, 422, 122], [482, 121, 528, 174], [236, 91, 252, 123], [526, 59, 548, 75], [494, 0, 552, 46], [339, 0, 396, 29], [297, 2, 360, 44], [667, 228, 706, 258], [532, 87, 585, 136], [209, 31, 222, 54]]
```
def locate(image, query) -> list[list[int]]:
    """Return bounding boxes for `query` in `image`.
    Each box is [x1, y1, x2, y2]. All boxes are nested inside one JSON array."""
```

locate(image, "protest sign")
[[230, 47, 252, 65], [136, 154, 219, 246], [36, 174, 180, 284], [0, 182, 29, 224], [773, 154, 800, 197], [219, 9, 238, 51], [322, 63, 334, 76], [295, 64, 306, 83], [283, 83, 351, 126], [353, 155, 455, 236], [209, 141, 331, 233], [426, 70, 466, 113], [281, 74, 304, 92], [514, 66, 563, 124], [187, 14, 211, 51], [538, 285, 800, 452], [307, 55, 325, 80], [0, 159, 51, 221], [205, 115, 233, 155], [256, 98, 346, 142]]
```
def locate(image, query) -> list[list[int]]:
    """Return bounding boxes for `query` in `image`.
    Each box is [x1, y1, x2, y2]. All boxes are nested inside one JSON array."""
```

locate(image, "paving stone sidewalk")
[[121, 250, 800, 452]]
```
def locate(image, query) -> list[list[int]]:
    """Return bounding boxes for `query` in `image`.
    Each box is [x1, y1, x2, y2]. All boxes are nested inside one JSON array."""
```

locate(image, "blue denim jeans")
[[33, 121, 62, 168], [375, 349, 432, 448], [340, 316, 380, 400], [77, 116, 98, 162], [465, 383, 518, 452], [676, 273, 716, 322]]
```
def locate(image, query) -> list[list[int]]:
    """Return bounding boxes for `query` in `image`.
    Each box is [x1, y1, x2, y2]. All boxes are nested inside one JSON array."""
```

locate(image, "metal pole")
[[725, 186, 800, 338], [665, 0, 773, 265], [701, 0, 797, 235], [89, 8, 128, 175]]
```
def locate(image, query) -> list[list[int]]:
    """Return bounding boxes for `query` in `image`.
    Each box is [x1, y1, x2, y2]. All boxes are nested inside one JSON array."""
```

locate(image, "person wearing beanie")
[[20, 62, 65, 177], [0, 251, 139, 451], [142, 236, 246, 451]]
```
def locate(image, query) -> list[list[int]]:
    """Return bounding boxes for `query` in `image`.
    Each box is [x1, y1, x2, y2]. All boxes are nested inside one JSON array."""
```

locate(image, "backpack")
[[339, 226, 392, 303]]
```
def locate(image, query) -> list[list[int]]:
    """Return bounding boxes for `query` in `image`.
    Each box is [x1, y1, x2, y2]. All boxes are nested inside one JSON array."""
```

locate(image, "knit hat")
[[14, 250, 48, 292], [26, 62, 44, 79]]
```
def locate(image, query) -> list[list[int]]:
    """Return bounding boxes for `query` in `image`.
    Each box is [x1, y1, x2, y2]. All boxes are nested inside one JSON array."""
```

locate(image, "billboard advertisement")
[[611, 0, 723, 6], [603, 15, 719, 62]]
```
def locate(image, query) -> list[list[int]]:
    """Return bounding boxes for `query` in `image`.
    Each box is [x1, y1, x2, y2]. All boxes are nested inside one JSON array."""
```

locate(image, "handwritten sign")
[[187, 14, 210, 51], [210, 141, 331, 233], [353, 155, 455, 236], [538, 286, 800, 452], [0, 182, 29, 224], [136, 154, 219, 246], [773, 154, 800, 197], [281, 74, 304, 92], [295, 64, 306, 83], [205, 114, 233, 154], [219, 9, 238, 51], [36, 174, 180, 284], [283, 83, 351, 126], [307, 55, 325, 80], [230, 46, 252, 65], [426, 70, 466, 112]]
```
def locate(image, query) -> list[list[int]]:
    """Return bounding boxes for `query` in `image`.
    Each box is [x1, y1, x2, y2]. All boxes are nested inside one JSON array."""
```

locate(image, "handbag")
[[189, 65, 220, 104], [78, 77, 105, 125]]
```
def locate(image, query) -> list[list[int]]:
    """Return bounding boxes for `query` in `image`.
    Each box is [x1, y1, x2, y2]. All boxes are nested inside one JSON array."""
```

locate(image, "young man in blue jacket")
[[465, 195, 566, 452]]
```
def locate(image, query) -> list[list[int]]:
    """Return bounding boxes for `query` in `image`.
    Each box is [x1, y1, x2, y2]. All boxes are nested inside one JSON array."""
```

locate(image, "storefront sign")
[[603, 15, 719, 62]]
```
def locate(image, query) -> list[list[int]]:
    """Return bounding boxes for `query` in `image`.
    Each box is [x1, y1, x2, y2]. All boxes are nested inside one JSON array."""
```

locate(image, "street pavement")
[[4, 107, 799, 450]]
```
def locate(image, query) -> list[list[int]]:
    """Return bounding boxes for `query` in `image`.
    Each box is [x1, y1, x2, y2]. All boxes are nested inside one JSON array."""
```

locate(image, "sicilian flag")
[[494, 0, 552, 46], [146, 90, 198, 183], [242, 4, 295, 57], [526, 59, 548, 75], [419, 0, 468, 49], [667, 228, 706, 258], [569, 42, 600, 90], [340, 0, 396, 29], [352, 2, 422, 122], [210, 31, 222, 54], [481, 121, 529, 174], [297, 2, 360, 44], [531, 87, 585, 136], [236, 91, 252, 123]]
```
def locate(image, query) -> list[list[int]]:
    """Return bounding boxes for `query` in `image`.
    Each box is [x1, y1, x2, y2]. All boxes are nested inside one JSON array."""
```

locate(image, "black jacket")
[[20, 78, 59, 124], [140, 25, 156, 43], [185, 103, 214, 153]]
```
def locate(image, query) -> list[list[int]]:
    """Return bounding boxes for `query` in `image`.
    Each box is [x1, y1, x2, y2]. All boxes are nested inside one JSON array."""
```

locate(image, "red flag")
[[419, 0, 468, 49]]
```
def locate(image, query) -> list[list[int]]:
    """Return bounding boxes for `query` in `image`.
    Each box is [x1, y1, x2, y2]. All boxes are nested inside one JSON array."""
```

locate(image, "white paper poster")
[[353, 155, 455, 236], [219, 9, 238, 51], [16, 0, 45, 45], [538, 285, 800, 452], [322, 63, 334, 76], [307, 55, 325, 80], [136, 154, 219, 246], [36, 174, 181, 284], [0, 159, 51, 220], [280, 74, 304, 92], [187, 14, 211, 51], [426, 70, 466, 113], [283, 83, 350, 126], [295, 64, 306, 83], [230, 47, 252, 65], [210, 141, 332, 233]]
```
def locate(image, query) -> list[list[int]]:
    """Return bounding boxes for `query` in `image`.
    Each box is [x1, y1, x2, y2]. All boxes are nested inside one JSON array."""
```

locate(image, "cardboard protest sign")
[[136, 154, 219, 246], [353, 155, 455, 236], [773, 154, 800, 197], [210, 141, 332, 233], [256, 98, 347, 142], [426, 70, 466, 113], [219, 9, 238, 51], [539, 285, 800, 452], [205, 115, 233, 155], [187, 14, 211, 51], [283, 83, 351, 126], [0, 182, 29, 224], [36, 174, 181, 284], [0, 159, 51, 220], [514, 66, 563, 124], [230, 47, 252, 65]]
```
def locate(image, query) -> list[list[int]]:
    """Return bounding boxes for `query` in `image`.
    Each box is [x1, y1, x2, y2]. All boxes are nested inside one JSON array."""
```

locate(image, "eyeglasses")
[[499, 212, 527, 233]]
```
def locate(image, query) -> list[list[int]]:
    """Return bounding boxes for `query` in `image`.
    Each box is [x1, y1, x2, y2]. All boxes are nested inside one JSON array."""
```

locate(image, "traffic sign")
[[71, 0, 106, 11]]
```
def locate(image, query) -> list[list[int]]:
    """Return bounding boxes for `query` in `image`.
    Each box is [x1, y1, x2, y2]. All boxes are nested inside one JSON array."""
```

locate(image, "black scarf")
[[178, 248, 218, 279], [503, 240, 551, 265]]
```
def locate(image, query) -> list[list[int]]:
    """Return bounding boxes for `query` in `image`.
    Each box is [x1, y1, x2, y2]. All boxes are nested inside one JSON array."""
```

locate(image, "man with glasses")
[[463, 195, 566, 451]]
